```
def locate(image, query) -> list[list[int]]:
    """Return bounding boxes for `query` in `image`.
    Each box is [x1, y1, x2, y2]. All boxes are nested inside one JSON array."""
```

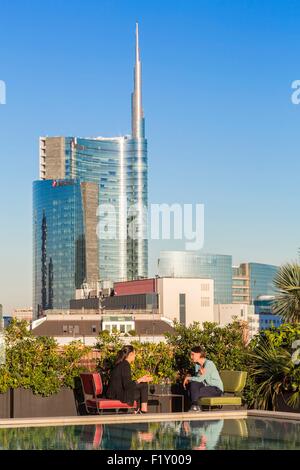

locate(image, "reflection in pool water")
[[0, 418, 299, 450]]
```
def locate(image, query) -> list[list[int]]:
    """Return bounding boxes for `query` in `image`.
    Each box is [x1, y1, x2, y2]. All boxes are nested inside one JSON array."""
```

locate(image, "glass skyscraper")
[[249, 263, 278, 301], [33, 180, 86, 314], [157, 251, 233, 304], [232, 262, 278, 304], [33, 24, 148, 317]]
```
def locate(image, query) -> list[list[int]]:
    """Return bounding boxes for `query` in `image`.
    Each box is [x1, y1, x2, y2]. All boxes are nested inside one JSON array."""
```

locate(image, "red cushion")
[[86, 399, 137, 409]]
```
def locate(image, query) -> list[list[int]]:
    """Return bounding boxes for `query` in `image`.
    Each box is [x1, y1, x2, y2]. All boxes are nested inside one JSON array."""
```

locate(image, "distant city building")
[[11, 308, 33, 322], [213, 303, 253, 343], [247, 303, 282, 339], [214, 303, 254, 326], [32, 276, 215, 344], [156, 277, 214, 326], [232, 263, 279, 304], [214, 298, 281, 342], [33, 180, 87, 314], [31, 313, 174, 345], [251, 295, 282, 332], [69, 277, 214, 328], [33, 25, 148, 318], [158, 251, 232, 304]]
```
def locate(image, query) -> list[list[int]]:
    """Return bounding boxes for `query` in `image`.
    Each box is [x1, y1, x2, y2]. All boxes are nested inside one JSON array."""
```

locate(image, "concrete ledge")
[[248, 409, 300, 422], [0, 410, 247, 428], [1, 409, 300, 429]]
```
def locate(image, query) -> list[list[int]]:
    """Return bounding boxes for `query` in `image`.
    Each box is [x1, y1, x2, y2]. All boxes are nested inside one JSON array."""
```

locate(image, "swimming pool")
[[0, 417, 299, 450]]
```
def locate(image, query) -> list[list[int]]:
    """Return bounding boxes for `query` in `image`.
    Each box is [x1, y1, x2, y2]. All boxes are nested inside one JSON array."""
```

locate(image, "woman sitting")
[[106, 345, 153, 413]]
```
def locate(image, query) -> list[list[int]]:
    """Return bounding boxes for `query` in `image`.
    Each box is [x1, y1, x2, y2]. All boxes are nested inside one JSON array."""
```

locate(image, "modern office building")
[[31, 312, 175, 345], [156, 277, 214, 326], [48, 277, 214, 329], [214, 303, 254, 326], [252, 295, 282, 331], [33, 180, 86, 314], [11, 308, 33, 322], [232, 263, 279, 304], [33, 25, 148, 317], [157, 251, 232, 304]]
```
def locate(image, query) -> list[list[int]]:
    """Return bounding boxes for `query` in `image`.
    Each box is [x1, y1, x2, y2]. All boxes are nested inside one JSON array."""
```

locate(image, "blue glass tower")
[[33, 180, 86, 315], [248, 263, 278, 302], [158, 251, 233, 304], [33, 25, 148, 317]]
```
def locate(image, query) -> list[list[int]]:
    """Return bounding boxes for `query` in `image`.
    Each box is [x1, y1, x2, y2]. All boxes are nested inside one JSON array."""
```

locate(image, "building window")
[[63, 325, 68, 334], [201, 297, 210, 307], [92, 325, 97, 334]]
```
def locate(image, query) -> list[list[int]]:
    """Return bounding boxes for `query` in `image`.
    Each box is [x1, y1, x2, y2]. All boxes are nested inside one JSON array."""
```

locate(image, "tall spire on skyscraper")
[[132, 22, 145, 139]]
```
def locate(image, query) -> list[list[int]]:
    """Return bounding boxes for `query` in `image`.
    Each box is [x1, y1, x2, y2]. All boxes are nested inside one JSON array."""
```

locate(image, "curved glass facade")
[[249, 263, 278, 301], [158, 251, 233, 304], [63, 135, 148, 282], [34, 136, 148, 316], [33, 180, 86, 314]]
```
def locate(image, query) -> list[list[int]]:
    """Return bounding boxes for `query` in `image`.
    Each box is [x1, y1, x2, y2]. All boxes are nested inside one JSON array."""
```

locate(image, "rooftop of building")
[[31, 319, 174, 337]]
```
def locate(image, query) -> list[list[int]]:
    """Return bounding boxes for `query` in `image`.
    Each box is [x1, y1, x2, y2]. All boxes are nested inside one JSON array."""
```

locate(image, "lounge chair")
[[80, 372, 137, 414], [199, 370, 247, 411], [221, 418, 248, 438]]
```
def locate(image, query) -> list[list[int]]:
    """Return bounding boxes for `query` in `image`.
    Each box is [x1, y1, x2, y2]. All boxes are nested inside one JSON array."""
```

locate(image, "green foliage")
[[273, 263, 300, 323], [0, 319, 90, 396], [260, 323, 300, 348], [95, 322, 247, 385], [95, 330, 123, 383], [247, 323, 300, 410], [165, 321, 248, 377], [130, 341, 177, 384], [95, 331, 176, 384], [3, 317, 299, 411], [128, 330, 137, 336]]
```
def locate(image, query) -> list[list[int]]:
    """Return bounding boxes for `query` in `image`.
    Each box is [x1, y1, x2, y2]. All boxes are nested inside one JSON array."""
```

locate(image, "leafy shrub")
[[0, 319, 90, 396], [95, 330, 123, 383], [130, 341, 177, 384], [246, 323, 300, 409], [128, 330, 137, 337], [95, 331, 176, 384], [165, 321, 248, 377]]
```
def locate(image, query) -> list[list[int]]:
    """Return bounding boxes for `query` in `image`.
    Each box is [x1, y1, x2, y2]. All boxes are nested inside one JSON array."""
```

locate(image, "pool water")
[[0, 418, 299, 450]]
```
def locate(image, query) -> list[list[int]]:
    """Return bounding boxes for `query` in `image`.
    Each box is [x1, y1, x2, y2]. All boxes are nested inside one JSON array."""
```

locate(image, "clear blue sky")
[[1, 0, 300, 314]]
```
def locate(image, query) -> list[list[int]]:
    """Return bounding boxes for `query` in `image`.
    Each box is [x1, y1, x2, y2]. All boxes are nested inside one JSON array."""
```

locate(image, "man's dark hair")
[[191, 346, 206, 357]]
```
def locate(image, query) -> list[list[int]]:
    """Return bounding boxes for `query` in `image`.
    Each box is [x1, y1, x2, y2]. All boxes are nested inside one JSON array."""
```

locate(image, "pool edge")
[[0, 410, 247, 428]]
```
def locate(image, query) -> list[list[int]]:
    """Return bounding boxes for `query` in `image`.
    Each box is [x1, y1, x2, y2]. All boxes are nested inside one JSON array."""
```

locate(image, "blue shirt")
[[190, 359, 224, 392]]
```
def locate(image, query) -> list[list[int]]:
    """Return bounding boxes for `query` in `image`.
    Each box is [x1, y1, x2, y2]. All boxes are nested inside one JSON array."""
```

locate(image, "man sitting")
[[183, 346, 224, 412]]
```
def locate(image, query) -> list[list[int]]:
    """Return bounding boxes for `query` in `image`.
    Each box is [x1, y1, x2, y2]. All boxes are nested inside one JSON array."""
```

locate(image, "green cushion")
[[200, 396, 242, 406]]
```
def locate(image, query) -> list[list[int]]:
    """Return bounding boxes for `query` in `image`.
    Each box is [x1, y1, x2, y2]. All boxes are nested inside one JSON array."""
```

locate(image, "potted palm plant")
[[248, 337, 300, 412]]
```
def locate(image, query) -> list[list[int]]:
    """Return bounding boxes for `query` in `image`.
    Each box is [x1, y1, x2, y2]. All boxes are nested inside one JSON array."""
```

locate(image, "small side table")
[[150, 393, 184, 413]]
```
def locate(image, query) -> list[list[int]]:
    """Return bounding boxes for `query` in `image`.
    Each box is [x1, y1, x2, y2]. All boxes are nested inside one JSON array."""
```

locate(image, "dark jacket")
[[106, 360, 137, 405]]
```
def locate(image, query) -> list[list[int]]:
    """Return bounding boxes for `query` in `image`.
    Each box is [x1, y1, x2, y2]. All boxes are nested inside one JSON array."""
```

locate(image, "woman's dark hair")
[[115, 345, 135, 365], [191, 346, 206, 357]]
